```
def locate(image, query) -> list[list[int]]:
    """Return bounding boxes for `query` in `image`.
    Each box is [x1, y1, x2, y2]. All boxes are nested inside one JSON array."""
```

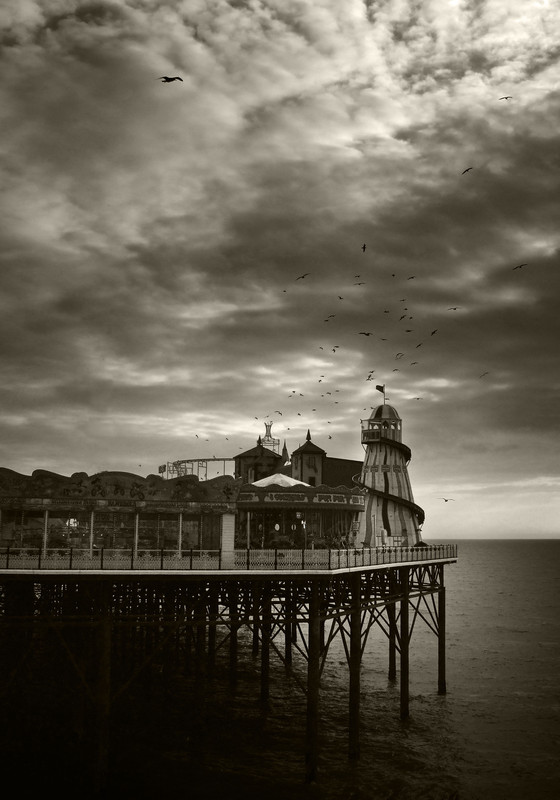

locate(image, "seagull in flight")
[[362, 243, 366, 252], [296, 273, 310, 280], [359, 331, 373, 336], [461, 167, 473, 174], [159, 76, 183, 82], [274, 410, 283, 415], [512, 263, 527, 270], [354, 281, 365, 285], [439, 497, 455, 502], [479, 371, 489, 378], [448, 306, 461, 310], [499, 96, 512, 100]]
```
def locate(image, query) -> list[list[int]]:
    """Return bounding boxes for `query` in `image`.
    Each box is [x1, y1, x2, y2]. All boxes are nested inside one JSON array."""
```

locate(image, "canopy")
[[251, 473, 310, 488]]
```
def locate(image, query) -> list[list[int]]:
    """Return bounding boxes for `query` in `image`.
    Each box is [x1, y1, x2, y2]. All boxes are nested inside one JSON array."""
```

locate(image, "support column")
[[305, 581, 321, 783], [178, 511, 183, 555], [260, 583, 271, 701], [438, 565, 447, 695], [284, 583, 293, 667], [89, 510, 95, 556], [42, 508, 49, 557], [207, 583, 218, 678], [400, 567, 410, 720], [349, 573, 361, 760], [388, 571, 397, 681], [229, 583, 238, 686], [133, 512, 139, 558], [252, 586, 260, 657], [94, 580, 112, 793]]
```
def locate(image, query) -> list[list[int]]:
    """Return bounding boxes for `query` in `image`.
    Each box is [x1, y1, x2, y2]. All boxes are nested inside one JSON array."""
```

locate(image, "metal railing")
[[0, 544, 457, 572]]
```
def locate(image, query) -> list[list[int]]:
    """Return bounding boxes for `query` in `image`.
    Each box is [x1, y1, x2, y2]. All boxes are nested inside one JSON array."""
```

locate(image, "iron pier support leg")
[[438, 567, 447, 695], [207, 583, 218, 678], [229, 583, 238, 687], [400, 567, 410, 721], [388, 572, 397, 681], [252, 587, 260, 657], [284, 584, 293, 667], [94, 580, 112, 794], [305, 581, 321, 783], [260, 584, 271, 701], [349, 573, 361, 761]]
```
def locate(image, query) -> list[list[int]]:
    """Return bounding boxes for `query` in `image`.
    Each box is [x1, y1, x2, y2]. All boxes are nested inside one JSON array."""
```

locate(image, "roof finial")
[[306, 429, 311, 441]]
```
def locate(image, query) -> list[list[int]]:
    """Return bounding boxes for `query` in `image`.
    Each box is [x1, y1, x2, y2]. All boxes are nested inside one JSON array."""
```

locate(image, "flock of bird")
[[159, 78, 528, 500]]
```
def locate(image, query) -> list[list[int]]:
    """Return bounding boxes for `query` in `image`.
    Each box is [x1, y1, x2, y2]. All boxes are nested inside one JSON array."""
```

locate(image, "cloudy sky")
[[1, 0, 559, 539]]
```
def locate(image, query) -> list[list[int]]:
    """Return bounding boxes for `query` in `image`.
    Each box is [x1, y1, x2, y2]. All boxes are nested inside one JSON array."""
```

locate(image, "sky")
[[1, 0, 559, 539]]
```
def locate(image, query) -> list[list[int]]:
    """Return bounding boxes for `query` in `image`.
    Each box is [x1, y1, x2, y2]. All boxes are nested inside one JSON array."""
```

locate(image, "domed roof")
[[370, 403, 401, 420]]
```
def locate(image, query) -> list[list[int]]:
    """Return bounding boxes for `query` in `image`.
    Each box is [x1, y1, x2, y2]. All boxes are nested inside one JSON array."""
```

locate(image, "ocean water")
[[104, 539, 560, 800]]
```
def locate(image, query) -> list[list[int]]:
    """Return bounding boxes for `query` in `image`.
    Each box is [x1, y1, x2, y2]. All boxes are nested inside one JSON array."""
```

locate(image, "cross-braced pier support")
[[0, 557, 453, 789]]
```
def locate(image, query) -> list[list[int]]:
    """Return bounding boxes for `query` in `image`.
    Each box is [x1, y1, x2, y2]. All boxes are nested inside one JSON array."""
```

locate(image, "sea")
[[5, 539, 560, 798], [100, 539, 560, 800]]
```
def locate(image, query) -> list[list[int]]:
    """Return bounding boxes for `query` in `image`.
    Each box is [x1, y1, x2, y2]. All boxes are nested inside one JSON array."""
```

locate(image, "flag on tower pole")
[[375, 384, 386, 402]]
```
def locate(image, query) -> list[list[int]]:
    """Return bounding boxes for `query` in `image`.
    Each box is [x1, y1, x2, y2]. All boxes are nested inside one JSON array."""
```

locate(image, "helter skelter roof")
[[370, 403, 401, 420]]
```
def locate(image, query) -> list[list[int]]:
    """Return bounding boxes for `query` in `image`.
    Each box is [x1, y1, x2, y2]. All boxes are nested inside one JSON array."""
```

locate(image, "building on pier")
[[0, 402, 423, 553]]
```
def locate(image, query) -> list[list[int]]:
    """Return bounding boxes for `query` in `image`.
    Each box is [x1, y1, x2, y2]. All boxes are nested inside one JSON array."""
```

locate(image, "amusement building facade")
[[0, 402, 425, 555]]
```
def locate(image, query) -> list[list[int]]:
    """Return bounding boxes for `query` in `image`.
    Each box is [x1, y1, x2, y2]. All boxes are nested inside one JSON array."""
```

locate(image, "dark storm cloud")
[[1, 0, 559, 535]]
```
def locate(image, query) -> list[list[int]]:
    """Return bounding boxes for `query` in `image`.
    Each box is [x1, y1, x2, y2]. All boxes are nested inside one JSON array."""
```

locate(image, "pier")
[[0, 544, 456, 790]]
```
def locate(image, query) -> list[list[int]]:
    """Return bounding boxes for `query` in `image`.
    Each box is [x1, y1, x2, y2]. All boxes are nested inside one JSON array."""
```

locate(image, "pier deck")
[[0, 545, 457, 791]]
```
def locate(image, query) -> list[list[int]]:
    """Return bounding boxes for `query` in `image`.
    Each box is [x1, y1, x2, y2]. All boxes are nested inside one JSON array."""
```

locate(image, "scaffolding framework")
[[165, 458, 235, 481]]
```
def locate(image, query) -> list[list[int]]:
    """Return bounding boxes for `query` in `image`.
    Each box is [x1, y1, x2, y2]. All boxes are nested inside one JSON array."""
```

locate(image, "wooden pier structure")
[[0, 544, 456, 791]]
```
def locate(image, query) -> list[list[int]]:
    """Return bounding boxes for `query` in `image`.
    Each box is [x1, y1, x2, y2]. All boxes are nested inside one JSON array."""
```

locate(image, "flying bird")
[[159, 76, 183, 82], [407, 276, 415, 280], [479, 371, 489, 378], [354, 281, 365, 285], [512, 263, 527, 270], [359, 332, 373, 336], [274, 410, 283, 415], [448, 306, 461, 310], [499, 96, 512, 100], [462, 167, 473, 174], [431, 329, 438, 335], [362, 244, 366, 252], [296, 273, 310, 280], [439, 498, 455, 502]]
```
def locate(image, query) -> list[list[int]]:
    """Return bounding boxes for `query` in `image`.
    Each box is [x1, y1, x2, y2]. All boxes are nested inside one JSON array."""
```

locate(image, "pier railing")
[[0, 544, 457, 572]]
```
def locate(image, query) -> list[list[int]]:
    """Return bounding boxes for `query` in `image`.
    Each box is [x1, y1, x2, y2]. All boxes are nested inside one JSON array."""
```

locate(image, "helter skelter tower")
[[357, 385, 425, 547]]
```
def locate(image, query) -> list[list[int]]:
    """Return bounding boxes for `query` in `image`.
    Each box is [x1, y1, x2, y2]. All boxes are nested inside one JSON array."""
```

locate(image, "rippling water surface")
[[107, 539, 560, 800]]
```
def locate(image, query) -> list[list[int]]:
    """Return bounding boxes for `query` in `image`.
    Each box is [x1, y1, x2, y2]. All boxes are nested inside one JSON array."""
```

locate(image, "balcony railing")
[[0, 544, 457, 572]]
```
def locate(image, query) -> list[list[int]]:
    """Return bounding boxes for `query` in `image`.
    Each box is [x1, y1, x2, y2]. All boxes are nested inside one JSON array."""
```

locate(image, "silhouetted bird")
[[439, 498, 455, 502], [159, 76, 183, 82], [362, 243, 366, 252], [448, 306, 461, 310], [296, 273, 310, 280], [431, 329, 438, 335], [462, 167, 473, 174], [479, 372, 489, 378], [499, 96, 512, 100], [354, 282, 365, 285], [359, 332, 373, 336], [513, 264, 527, 270]]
